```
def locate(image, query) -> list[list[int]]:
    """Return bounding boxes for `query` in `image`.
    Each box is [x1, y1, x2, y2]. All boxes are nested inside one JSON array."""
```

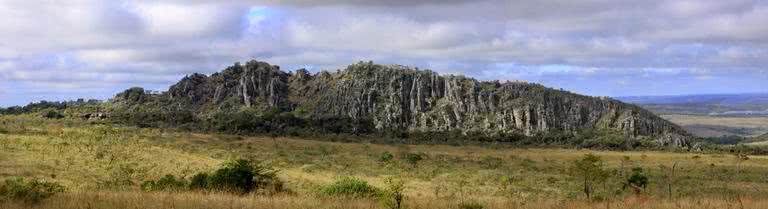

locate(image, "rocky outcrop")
[[80, 112, 108, 120], [130, 60, 693, 146]]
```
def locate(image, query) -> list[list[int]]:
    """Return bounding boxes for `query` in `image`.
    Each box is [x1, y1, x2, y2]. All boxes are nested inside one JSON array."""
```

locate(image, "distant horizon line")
[[615, 92, 768, 98]]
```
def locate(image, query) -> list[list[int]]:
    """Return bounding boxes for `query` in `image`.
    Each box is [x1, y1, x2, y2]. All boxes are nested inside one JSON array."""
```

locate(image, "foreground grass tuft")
[[0, 177, 65, 203]]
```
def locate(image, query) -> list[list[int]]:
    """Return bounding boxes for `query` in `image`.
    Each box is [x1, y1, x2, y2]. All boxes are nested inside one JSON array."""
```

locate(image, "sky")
[[1, 0, 767, 107]]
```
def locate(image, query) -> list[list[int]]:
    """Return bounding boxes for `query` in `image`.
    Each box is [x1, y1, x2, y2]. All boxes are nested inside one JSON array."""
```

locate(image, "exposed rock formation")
[[80, 112, 108, 120], [119, 60, 692, 146]]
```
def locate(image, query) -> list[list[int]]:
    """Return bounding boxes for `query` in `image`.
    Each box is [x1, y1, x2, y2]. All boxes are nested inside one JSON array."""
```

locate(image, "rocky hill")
[[113, 60, 692, 147]]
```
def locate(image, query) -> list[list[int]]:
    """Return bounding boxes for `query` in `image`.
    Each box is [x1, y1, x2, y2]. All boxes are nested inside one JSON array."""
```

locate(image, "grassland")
[[660, 114, 768, 138], [3, 114, 768, 208], [5, 192, 768, 209]]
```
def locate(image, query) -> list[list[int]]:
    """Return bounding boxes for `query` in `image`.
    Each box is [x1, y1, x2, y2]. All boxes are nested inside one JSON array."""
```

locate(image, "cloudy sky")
[[1, 0, 767, 106]]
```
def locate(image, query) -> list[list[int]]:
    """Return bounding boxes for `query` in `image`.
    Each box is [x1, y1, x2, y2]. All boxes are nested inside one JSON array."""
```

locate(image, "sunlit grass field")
[[3, 114, 768, 208], [4, 191, 768, 209]]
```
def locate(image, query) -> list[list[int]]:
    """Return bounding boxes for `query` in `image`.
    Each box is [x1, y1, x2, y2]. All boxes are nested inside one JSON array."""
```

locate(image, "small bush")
[[207, 159, 279, 194], [380, 177, 406, 209], [0, 177, 65, 203], [378, 151, 394, 162], [188, 173, 209, 190], [99, 164, 138, 190], [182, 159, 284, 194], [401, 153, 424, 168], [623, 167, 649, 195], [318, 177, 381, 198], [141, 174, 188, 192], [143, 159, 283, 195], [479, 156, 504, 169], [42, 110, 64, 119], [458, 200, 484, 209]]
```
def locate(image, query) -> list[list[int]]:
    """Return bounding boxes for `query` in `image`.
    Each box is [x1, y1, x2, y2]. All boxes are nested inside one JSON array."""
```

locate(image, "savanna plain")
[[2, 114, 768, 209]]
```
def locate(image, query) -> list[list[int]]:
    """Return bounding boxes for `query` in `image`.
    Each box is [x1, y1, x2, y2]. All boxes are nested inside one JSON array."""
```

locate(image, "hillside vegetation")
[[2, 114, 768, 208], [105, 60, 691, 147]]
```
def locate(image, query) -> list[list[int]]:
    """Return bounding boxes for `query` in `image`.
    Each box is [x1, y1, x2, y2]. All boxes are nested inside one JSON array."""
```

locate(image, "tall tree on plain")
[[659, 162, 678, 199], [569, 153, 610, 199]]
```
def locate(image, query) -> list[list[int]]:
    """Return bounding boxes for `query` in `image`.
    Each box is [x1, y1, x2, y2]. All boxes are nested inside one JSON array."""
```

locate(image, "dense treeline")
[[0, 91, 675, 150], [0, 88, 735, 151], [0, 99, 101, 115], [103, 105, 768, 153], [106, 101, 667, 150], [108, 105, 376, 136]]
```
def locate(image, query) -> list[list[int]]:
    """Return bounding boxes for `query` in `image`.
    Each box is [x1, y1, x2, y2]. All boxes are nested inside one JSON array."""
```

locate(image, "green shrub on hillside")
[[378, 151, 394, 163], [479, 156, 504, 169], [0, 177, 65, 203], [191, 159, 283, 194], [576, 129, 642, 149], [206, 108, 375, 136], [141, 159, 284, 195], [623, 167, 649, 195], [188, 173, 209, 190], [42, 110, 64, 119], [318, 177, 381, 198], [141, 175, 188, 192], [380, 177, 406, 209], [401, 153, 424, 168], [207, 159, 279, 194]]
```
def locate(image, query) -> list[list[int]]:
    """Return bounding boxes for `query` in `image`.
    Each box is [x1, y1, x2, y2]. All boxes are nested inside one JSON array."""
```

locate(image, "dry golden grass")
[[2, 191, 768, 209], [5, 114, 768, 208], [0, 120, 220, 190]]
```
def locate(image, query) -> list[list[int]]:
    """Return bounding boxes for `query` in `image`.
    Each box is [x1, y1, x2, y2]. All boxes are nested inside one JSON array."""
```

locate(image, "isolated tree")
[[381, 177, 406, 209], [619, 156, 632, 177], [734, 151, 749, 175], [623, 167, 649, 195], [379, 151, 395, 163], [569, 153, 610, 199], [659, 162, 678, 199], [402, 153, 423, 168]]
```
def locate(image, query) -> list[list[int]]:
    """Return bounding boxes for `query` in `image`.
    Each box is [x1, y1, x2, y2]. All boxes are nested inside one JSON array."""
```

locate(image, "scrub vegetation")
[[3, 114, 768, 208]]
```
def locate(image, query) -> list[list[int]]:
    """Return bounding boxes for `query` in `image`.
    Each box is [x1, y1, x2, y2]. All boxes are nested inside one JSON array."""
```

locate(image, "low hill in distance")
[[618, 94, 768, 139], [618, 93, 768, 116], [619, 93, 768, 105]]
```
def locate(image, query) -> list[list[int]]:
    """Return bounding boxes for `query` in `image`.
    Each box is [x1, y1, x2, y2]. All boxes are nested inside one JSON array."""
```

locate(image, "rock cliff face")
[[129, 60, 692, 146]]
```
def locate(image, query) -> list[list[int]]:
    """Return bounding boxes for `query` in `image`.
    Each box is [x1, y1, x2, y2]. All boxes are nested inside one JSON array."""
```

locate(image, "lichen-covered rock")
[[134, 60, 693, 146]]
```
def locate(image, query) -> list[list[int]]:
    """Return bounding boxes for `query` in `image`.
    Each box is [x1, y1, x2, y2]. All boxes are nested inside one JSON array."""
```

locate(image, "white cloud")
[[132, 2, 245, 38], [286, 15, 478, 52], [1, 0, 768, 106]]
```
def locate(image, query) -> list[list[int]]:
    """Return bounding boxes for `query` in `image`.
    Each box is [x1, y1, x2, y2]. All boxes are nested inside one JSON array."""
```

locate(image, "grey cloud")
[[150, 0, 479, 7], [1, 0, 768, 106]]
